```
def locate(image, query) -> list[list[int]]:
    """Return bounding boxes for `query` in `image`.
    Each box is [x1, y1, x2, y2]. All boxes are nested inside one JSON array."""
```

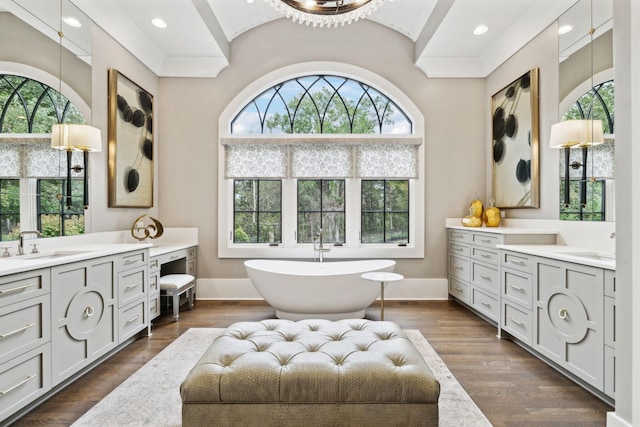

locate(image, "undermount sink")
[[560, 251, 615, 261], [18, 250, 94, 260]]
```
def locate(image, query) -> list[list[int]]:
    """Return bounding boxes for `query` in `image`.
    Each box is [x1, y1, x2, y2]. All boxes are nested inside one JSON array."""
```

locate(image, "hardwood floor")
[[11, 300, 612, 426]]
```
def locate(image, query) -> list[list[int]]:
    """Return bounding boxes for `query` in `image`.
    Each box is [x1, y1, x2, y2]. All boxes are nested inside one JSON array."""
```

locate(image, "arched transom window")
[[231, 75, 412, 135], [219, 71, 424, 260]]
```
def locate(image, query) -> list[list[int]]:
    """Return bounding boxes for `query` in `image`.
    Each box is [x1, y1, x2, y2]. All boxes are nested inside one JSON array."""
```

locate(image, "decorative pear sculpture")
[[483, 197, 501, 227]]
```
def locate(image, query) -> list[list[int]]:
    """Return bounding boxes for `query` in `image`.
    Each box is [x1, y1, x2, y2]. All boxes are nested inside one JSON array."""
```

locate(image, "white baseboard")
[[607, 412, 632, 427], [195, 278, 448, 300]]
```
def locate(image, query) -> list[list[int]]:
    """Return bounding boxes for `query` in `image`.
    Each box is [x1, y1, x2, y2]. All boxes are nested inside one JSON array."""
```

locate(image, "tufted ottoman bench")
[[180, 319, 440, 426]]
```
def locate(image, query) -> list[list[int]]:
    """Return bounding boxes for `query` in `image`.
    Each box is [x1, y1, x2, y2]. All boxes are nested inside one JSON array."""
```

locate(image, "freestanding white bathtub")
[[244, 259, 396, 320]]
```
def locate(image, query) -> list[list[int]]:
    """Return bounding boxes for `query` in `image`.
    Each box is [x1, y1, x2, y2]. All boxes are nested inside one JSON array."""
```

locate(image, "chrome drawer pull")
[[480, 239, 492, 243], [509, 317, 524, 326], [170, 255, 180, 260], [0, 374, 36, 396], [125, 282, 142, 291], [85, 306, 95, 317], [454, 265, 463, 270], [508, 284, 525, 291], [481, 254, 492, 258], [481, 301, 491, 307], [452, 233, 464, 238], [480, 274, 491, 281], [510, 260, 526, 266], [150, 260, 158, 268], [124, 259, 139, 265], [455, 287, 463, 292], [558, 308, 569, 320], [0, 283, 36, 295], [125, 314, 141, 325], [455, 247, 463, 252], [0, 323, 36, 340]]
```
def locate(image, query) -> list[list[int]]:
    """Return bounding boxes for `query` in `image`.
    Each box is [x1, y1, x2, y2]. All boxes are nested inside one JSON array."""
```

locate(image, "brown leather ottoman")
[[180, 319, 440, 426]]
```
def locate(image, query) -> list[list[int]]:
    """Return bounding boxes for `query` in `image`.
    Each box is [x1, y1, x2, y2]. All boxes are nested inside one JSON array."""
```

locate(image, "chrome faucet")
[[18, 230, 41, 255], [313, 228, 331, 262]]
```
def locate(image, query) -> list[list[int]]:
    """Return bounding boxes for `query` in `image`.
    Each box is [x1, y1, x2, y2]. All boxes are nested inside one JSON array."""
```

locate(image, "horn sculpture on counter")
[[130, 214, 164, 241]]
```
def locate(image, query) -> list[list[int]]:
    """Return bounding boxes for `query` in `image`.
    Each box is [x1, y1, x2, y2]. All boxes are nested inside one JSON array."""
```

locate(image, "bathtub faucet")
[[313, 229, 331, 262]]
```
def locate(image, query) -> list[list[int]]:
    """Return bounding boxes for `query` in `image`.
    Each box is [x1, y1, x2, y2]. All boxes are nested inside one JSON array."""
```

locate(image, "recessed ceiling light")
[[558, 25, 573, 35], [246, 0, 254, 3], [63, 16, 82, 28], [151, 18, 167, 29], [473, 25, 488, 35]]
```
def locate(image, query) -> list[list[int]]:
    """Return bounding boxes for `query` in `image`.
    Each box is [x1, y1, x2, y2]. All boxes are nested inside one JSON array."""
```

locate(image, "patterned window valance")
[[0, 139, 82, 178], [221, 137, 422, 179]]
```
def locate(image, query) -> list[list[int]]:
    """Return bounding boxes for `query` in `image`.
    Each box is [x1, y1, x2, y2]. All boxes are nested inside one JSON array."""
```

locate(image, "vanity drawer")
[[471, 287, 499, 322], [0, 344, 51, 421], [604, 269, 615, 298], [0, 295, 50, 366], [0, 269, 50, 308], [502, 302, 533, 346], [149, 257, 161, 273], [501, 251, 534, 273], [449, 241, 470, 257], [149, 271, 160, 294], [471, 246, 499, 265], [118, 267, 147, 308], [119, 298, 147, 342], [502, 268, 533, 309], [471, 232, 502, 248], [448, 229, 470, 243], [118, 250, 148, 272], [149, 293, 161, 320], [604, 295, 615, 348], [449, 277, 470, 304], [471, 261, 499, 293], [448, 254, 470, 281]]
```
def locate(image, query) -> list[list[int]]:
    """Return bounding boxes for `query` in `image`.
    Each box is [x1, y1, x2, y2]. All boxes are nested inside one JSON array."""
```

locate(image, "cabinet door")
[[533, 258, 604, 389], [51, 257, 117, 386]]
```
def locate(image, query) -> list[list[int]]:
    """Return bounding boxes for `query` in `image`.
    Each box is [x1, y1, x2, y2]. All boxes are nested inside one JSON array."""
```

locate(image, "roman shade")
[[221, 137, 421, 179]]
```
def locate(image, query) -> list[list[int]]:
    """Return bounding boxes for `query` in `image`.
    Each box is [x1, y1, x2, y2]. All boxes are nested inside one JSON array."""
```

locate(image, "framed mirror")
[[557, 0, 614, 221], [0, 0, 93, 242]]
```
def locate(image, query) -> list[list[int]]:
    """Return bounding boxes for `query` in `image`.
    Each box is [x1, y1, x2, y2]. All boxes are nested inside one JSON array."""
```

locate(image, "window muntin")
[[562, 80, 614, 133], [361, 180, 409, 244], [37, 179, 85, 237], [220, 68, 423, 259], [0, 179, 20, 241], [234, 180, 282, 243], [231, 75, 412, 135], [560, 179, 606, 221], [297, 179, 345, 243]]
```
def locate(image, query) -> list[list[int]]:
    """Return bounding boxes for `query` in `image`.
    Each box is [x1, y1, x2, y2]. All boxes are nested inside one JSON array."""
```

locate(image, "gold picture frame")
[[491, 68, 539, 208], [108, 68, 153, 207]]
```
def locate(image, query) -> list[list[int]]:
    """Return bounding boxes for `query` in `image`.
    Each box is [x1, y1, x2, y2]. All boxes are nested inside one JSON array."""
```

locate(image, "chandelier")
[[265, 0, 386, 27]]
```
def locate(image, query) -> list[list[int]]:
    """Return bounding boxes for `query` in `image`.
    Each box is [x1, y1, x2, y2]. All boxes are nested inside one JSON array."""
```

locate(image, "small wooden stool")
[[159, 274, 195, 321]]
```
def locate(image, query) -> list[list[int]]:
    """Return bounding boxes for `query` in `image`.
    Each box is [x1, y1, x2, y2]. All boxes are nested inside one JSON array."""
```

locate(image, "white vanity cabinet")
[[447, 227, 555, 324], [500, 250, 535, 346], [51, 256, 118, 386], [603, 269, 616, 399], [148, 256, 161, 321], [117, 250, 148, 343], [534, 258, 604, 390], [0, 269, 51, 421]]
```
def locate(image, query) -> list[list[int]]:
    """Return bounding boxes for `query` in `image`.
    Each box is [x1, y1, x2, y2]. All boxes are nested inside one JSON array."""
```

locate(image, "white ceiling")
[[3, 0, 590, 78]]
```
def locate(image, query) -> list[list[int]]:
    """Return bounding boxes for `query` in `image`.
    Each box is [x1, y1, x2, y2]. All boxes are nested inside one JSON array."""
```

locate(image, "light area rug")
[[72, 328, 491, 427]]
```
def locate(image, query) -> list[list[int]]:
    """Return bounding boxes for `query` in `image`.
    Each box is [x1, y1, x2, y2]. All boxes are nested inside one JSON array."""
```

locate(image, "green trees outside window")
[[297, 180, 345, 243], [559, 179, 605, 221], [234, 180, 282, 243], [0, 179, 20, 241], [361, 180, 409, 244], [37, 179, 85, 237]]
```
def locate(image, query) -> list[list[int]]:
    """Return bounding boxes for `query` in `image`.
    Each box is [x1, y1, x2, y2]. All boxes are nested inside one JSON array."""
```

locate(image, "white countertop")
[[497, 244, 615, 270], [447, 224, 559, 235], [0, 243, 152, 276]]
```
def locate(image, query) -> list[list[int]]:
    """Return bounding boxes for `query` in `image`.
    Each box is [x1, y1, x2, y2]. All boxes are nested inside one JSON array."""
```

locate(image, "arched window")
[[562, 80, 614, 134], [1, 74, 87, 241], [231, 75, 412, 135], [220, 70, 423, 260]]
